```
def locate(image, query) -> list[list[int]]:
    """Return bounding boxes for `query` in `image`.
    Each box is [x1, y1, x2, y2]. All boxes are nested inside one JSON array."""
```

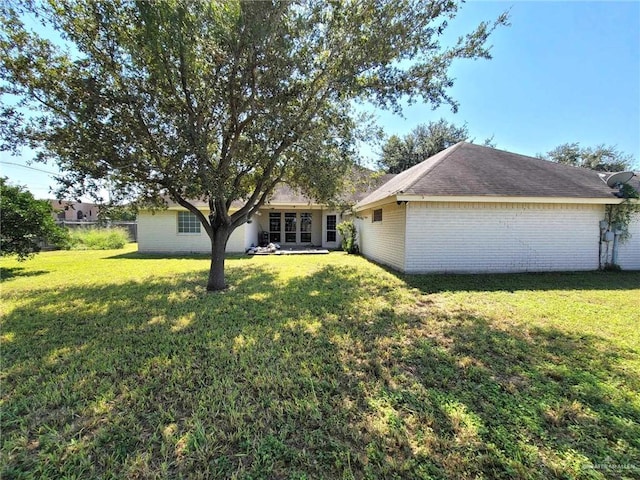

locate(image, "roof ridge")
[[399, 141, 466, 194]]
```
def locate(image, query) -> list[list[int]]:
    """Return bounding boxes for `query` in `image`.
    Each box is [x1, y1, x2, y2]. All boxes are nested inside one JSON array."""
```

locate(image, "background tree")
[[378, 118, 496, 173], [1, 0, 508, 290], [539, 142, 636, 172], [0, 178, 68, 260]]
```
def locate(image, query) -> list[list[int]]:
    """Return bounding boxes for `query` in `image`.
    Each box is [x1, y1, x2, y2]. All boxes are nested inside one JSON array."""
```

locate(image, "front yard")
[[1, 245, 639, 479]]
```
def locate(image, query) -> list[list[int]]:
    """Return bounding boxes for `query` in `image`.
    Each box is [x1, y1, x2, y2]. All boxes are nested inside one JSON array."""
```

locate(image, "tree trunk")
[[207, 227, 230, 291]]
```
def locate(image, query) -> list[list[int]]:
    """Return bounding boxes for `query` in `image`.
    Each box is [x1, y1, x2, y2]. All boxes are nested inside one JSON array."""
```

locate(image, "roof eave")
[[355, 194, 625, 211], [395, 194, 625, 205], [354, 195, 399, 211]]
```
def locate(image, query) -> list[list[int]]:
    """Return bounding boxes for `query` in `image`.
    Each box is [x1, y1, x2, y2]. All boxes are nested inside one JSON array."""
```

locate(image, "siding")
[[617, 216, 640, 270], [404, 202, 604, 273], [137, 210, 246, 253], [358, 202, 406, 271], [311, 210, 323, 246]]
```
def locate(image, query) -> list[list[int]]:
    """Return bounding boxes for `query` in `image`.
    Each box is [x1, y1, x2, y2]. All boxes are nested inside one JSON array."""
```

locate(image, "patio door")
[[269, 211, 313, 244]]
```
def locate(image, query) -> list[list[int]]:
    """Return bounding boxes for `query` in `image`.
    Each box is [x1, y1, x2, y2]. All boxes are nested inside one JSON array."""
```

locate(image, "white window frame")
[[177, 211, 201, 234], [326, 214, 337, 243]]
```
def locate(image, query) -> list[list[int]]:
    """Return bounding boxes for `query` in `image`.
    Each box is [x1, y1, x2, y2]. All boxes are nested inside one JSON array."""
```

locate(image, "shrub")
[[336, 220, 359, 254], [67, 227, 130, 250], [0, 178, 69, 260]]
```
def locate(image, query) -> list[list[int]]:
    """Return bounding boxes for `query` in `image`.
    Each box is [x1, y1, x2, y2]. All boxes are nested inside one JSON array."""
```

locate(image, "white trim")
[[396, 194, 624, 204], [356, 194, 624, 211], [264, 202, 326, 210], [354, 197, 398, 212]]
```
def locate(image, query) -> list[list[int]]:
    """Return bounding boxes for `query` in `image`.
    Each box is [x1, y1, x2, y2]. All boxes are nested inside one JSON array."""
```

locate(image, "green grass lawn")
[[1, 245, 639, 479]]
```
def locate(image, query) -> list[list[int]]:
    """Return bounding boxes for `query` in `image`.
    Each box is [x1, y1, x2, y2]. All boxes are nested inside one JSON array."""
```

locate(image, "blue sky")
[[362, 0, 640, 166], [2, 0, 639, 199]]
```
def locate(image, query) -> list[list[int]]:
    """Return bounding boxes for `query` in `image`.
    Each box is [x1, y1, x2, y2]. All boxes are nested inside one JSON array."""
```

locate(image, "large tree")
[[539, 142, 636, 172], [378, 118, 469, 173], [0, 178, 68, 259], [1, 0, 508, 290], [378, 118, 496, 173]]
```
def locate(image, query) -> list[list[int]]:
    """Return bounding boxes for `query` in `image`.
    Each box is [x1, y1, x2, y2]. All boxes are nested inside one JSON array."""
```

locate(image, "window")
[[269, 212, 281, 242], [285, 212, 297, 243], [178, 211, 201, 233], [300, 213, 312, 243], [326, 214, 337, 242], [372, 209, 383, 222]]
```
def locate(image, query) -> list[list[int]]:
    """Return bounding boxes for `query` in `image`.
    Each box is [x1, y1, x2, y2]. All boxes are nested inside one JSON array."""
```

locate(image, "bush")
[[336, 220, 359, 254], [67, 227, 130, 250], [0, 178, 69, 260]]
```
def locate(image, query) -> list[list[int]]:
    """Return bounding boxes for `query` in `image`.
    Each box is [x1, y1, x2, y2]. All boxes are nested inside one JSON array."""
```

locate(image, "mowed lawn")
[[1, 245, 639, 480]]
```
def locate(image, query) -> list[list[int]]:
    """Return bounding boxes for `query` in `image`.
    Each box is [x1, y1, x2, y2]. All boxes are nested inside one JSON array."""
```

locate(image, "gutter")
[[355, 195, 624, 212]]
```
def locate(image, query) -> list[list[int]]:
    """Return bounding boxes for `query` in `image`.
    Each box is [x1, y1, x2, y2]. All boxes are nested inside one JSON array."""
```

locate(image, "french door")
[[269, 212, 312, 244]]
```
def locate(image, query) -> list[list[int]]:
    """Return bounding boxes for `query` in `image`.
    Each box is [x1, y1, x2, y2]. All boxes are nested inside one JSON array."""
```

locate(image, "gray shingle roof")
[[356, 142, 623, 208], [162, 168, 394, 209]]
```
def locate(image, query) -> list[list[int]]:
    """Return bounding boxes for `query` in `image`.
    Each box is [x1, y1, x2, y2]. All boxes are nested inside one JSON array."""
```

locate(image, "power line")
[[0, 161, 59, 175]]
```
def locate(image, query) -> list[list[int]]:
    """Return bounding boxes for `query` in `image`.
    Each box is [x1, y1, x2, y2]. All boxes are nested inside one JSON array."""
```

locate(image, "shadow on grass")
[[1, 262, 639, 479], [0, 266, 50, 282]]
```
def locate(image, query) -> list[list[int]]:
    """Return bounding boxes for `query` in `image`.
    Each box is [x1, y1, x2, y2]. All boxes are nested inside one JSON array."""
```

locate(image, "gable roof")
[[356, 142, 625, 209]]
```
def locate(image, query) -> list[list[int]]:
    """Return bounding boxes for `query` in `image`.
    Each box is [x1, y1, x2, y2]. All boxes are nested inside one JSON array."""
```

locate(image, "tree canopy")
[[538, 143, 636, 172], [1, 0, 508, 290], [378, 119, 469, 173], [377, 118, 496, 173], [0, 178, 68, 260]]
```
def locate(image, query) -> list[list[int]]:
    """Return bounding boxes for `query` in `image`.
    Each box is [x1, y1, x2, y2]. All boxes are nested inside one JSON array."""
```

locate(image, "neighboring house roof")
[[356, 142, 626, 209]]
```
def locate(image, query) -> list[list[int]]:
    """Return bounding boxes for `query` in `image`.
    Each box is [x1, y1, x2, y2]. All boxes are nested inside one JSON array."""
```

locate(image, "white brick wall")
[[138, 210, 246, 253], [617, 216, 640, 270], [403, 202, 605, 273], [357, 202, 406, 271]]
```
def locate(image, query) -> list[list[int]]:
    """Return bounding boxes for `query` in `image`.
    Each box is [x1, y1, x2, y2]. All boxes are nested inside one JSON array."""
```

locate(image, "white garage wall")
[[357, 202, 406, 271], [403, 202, 605, 273], [244, 218, 259, 249], [137, 210, 246, 253], [617, 216, 640, 270]]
